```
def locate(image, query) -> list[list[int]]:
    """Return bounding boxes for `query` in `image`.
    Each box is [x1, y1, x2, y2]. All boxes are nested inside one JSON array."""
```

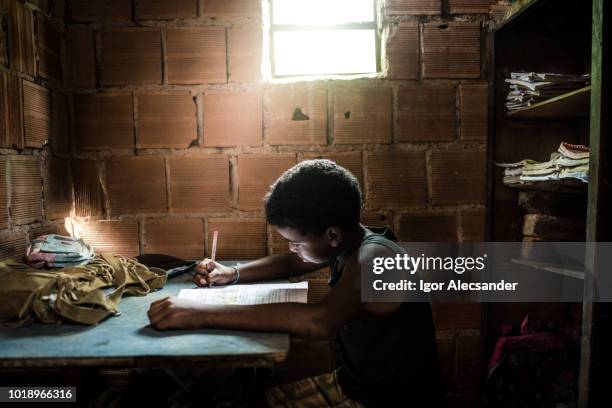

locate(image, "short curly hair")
[[264, 159, 362, 235]]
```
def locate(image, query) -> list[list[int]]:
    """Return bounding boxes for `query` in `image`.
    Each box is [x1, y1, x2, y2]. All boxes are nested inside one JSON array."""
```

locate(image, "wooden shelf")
[[511, 258, 585, 280], [507, 86, 591, 120], [505, 179, 588, 194], [493, 0, 539, 31]]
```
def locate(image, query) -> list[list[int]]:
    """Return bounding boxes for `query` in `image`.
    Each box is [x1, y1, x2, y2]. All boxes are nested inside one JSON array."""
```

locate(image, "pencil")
[[209, 230, 218, 287]]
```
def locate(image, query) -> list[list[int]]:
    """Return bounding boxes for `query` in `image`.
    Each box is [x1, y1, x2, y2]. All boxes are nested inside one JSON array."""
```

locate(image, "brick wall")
[[0, 0, 69, 260], [0, 0, 495, 404]]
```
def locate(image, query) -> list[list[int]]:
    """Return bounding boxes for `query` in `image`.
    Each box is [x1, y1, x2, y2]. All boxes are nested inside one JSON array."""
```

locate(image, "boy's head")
[[264, 159, 362, 263]]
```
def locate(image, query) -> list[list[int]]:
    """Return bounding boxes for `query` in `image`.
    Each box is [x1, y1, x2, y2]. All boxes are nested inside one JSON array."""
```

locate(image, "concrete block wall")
[[0, 0, 497, 404], [63, 0, 490, 259], [0, 0, 69, 259]]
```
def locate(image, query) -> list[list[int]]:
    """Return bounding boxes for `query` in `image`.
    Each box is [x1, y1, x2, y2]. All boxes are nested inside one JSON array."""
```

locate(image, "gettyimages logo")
[[372, 253, 488, 275]]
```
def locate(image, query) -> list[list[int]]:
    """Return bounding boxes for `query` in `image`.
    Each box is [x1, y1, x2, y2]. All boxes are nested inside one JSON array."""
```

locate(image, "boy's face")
[[276, 226, 339, 264]]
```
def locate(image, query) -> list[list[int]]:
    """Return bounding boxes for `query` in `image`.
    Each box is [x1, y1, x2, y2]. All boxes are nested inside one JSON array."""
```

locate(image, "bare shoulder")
[[354, 242, 404, 316]]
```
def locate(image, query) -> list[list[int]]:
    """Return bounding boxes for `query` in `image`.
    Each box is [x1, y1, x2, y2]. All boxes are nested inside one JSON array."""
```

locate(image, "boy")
[[148, 159, 444, 407]]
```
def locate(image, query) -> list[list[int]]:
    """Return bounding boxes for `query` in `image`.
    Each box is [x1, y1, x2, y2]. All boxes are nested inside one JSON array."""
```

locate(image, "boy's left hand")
[[148, 296, 207, 331]]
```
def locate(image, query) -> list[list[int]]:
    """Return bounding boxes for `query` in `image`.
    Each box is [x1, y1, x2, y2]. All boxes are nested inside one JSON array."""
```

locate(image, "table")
[[0, 274, 290, 369]]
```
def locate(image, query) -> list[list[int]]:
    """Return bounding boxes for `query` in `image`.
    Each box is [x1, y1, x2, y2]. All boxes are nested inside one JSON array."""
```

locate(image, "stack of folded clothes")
[[25, 234, 95, 268], [496, 142, 589, 185]]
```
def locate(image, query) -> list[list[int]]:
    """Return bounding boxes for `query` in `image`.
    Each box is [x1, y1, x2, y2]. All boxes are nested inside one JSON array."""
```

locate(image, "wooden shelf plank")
[[511, 258, 585, 280], [507, 86, 591, 120], [505, 179, 588, 194]]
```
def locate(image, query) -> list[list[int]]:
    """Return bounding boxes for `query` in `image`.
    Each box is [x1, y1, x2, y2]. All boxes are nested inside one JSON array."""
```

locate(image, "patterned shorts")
[[265, 370, 365, 408]]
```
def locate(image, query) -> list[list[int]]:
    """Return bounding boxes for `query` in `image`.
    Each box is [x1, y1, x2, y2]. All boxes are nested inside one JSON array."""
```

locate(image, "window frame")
[[268, 0, 381, 78]]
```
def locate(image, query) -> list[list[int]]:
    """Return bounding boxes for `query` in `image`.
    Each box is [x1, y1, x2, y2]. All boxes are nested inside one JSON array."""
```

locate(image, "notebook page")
[[178, 281, 308, 305]]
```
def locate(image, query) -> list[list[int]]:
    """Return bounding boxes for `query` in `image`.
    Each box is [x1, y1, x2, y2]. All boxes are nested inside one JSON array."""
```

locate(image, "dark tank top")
[[329, 226, 445, 407]]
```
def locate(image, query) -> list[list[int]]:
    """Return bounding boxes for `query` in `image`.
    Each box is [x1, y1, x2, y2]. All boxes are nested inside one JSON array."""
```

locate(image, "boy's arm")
[[194, 253, 327, 286], [149, 255, 363, 339], [235, 253, 328, 282]]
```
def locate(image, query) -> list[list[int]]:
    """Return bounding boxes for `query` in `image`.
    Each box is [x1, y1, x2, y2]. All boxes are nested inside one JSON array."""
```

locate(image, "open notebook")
[[178, 281, 308, 305]]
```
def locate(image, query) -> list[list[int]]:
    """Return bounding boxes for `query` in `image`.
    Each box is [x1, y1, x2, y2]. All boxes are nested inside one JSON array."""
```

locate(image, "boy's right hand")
[[193, 259, 238, 287]]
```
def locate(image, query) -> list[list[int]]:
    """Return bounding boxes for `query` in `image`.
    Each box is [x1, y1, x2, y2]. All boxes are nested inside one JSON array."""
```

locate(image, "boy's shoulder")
[[357, 230, 406, 263]]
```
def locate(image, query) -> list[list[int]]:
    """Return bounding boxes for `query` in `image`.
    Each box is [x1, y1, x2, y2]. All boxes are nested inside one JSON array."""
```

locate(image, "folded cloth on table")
[[25, 234, 95, 268]]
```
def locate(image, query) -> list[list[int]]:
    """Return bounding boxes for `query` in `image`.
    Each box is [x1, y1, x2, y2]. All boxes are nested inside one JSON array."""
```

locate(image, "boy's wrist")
[[229, 265, 240, 284]]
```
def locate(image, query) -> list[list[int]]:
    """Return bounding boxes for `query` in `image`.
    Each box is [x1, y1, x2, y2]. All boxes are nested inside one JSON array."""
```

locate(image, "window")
[[269, 0, 379, 77]]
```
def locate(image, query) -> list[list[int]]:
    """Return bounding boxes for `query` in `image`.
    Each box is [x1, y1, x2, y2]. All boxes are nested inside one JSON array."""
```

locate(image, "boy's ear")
[[326, 227, 343, 248]]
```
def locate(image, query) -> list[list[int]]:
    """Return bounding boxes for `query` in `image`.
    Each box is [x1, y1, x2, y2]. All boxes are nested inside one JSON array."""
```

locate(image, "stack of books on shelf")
[[505, 72, 590, 111], [496, 142, 589, 186]]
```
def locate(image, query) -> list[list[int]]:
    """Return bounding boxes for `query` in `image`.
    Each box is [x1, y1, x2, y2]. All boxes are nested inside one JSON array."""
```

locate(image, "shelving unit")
[[486, 0, 610, 406], [511, 258, 585, 280]]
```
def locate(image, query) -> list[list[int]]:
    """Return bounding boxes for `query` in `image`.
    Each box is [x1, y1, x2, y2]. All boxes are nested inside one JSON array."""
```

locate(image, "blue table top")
[[0, 275, 289, 368]]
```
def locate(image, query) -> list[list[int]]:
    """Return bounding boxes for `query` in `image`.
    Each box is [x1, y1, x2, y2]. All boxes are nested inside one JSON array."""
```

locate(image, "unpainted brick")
[[80, 220, 140, 257], [166, 27, 227, 84], [238, 154, 296, 210], [0, 72, 24, 148], [51, 91, 70, 155], [460, 210, 485, 242], [449, 0, 496, 14], [72, 159, 103, 218], [361, 211, 393, 228], [74, 93, 134, 151], [7, 0, 36, 75], [386, 23, 419, 79], [0, 2, 7, 66], [366, 152, 427, 208], [168, 155, 230, 213], [0, 231, 27, 260], [43, 158, 71, 220], [385, 0, 440, 15], [144, 218, 204, 260], [202, 0, 261, 18], [71, 0, 132, 22], [423, 23, 481, 79], [333, 88, 392, 144], [22, 80, 51, 148], [229, 26, 262, 83], [397, 213, 458, 241], [301, 152, 362, 188], [459, 83, 488, 141], [430, 150, 486, 205], [136, 0, 198, 19], [207, 218, 267, 259], [29, 224, 60, 240], [0, 158, 7, 228], [37, 18, 62, 81], [101, 28, 162, 85], [105, 156, 167, 215], [67, 27, 96, 89], [137, 92, 197, 148], [203, 91, 262, 147], [266, 88, 327, 146], [10, 155, 42, 225], [398, 83, 456, 142]]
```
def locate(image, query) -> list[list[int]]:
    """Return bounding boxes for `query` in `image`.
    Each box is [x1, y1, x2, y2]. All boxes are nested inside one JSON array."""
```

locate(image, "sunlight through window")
[[270, 0, 378, 77]]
